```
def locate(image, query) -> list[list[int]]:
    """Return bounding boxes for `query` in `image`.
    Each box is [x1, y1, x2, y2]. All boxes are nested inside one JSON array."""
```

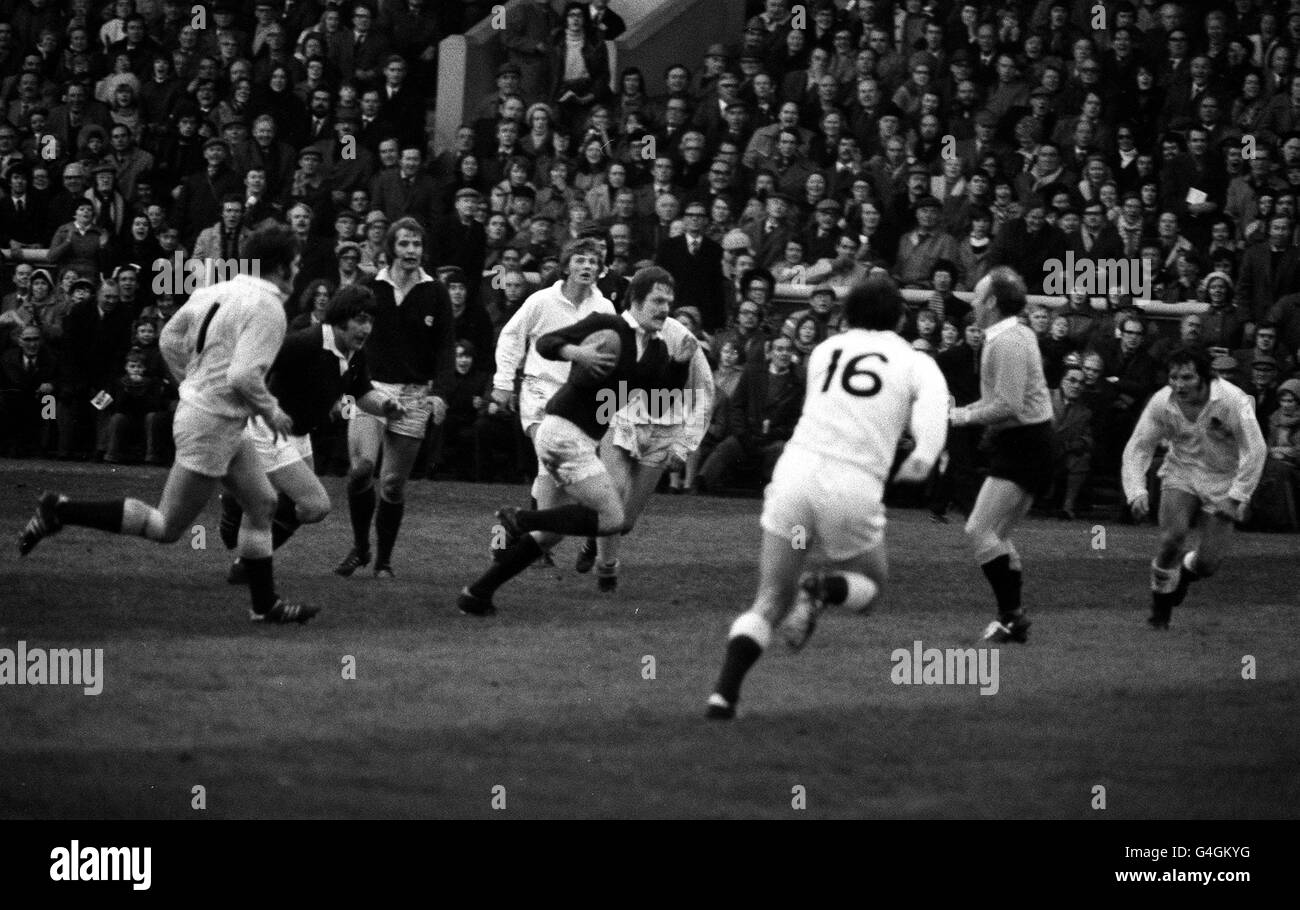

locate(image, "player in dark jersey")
[[218, 286, 408, 579], [456, 266, 698, 615], [334, 216, 456, 579]]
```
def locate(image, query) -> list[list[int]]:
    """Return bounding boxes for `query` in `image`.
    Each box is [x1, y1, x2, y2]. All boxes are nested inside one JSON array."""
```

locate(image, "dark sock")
[[980, 554, 1020, 617], [60, 499, 125, 534], [469, 534, 543, 598], [349, 485, 376, 553], [516, 504, 600, 536], [243, 556, 277, 613], [822, 575, 849, 605], [714, 636, 763, 705], [270, 494, 300, 550], [219, 494, 242, 550], [1007, 568, 1022, 613], [375, 497, 404, 566], [1151, 590, 1173, 621]]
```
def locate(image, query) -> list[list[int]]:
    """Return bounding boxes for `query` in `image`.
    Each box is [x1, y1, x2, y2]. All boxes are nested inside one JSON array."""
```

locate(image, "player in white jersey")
[[1122, 345, 1267, 629], [489, 238, 614, 558], [17, 225, 317, 624], [571, 314, 715, 591], [706, 273, 950, 720]]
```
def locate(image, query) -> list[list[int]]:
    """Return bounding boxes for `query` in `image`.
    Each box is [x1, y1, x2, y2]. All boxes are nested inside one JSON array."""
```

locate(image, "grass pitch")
[[1, 461, 1297, 819]]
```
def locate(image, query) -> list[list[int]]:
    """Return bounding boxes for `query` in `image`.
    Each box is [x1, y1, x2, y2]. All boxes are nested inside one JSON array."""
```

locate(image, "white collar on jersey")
[[320, 321, 351, 371], [982, 315, 1020, 346], [374, 265, 434, 289]]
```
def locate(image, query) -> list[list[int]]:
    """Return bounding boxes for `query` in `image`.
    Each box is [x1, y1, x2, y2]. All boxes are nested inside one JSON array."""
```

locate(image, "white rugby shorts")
[[172, 401, 249, 478], [611, 421, 681, 468], [351, 380, 432, 439], [519, 375, 558, 435], [1159, 465, 1237, 517], [761, 444, 887, 561], [246, 414, 312, 472], [534, 415, 606, 487]]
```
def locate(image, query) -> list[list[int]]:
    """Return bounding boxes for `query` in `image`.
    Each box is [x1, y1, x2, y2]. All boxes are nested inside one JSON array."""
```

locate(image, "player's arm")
[[227, 307, 287, 423], [536, 314, 615, 366], [158, 302, 196, 383], [953, 335, 1025, 426], [492, 292, 535, 395], [676, 336, 716, 452], [1121, 395, 1166, 515], [908, 355, 951, 465], [1228, 397, 1269, 507]]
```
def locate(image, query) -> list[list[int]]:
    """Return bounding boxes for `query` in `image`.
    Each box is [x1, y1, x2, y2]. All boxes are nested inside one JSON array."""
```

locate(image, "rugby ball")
[[583, 328, 622, 379]]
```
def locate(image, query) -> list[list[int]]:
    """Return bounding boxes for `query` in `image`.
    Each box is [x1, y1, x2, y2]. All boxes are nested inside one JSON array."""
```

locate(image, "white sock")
[[838, 572, 880, 613], [730, 611, 771, 650]]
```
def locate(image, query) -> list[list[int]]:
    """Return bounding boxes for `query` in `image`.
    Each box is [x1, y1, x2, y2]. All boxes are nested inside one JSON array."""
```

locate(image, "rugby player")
[[334, 216, 455, 579], [948, 267, 1053, 644], [218, 286, 408, 580], [1122, 345, 1267, 628], [706, 273, 949, 719], [490, 237, 615, 562], [573, 314, 714, 591], [457, 266, 697, 615], [18, 225, 316, 623]]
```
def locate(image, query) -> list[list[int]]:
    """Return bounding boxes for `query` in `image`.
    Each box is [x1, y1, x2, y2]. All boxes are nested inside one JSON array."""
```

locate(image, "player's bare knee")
[[378, 474, 405, 503], [347, 460, 375, 488], [1158, 529, 1187, 558], [298, 495, 330, 524], [597, 504, 625, 535]]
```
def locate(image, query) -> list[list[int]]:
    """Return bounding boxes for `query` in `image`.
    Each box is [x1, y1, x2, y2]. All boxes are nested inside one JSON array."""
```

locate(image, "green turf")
[[1, 462, 1297, 819]]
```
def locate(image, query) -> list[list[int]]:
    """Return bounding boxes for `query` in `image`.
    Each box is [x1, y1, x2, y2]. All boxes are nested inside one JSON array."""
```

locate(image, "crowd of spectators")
[[2, 0, 1300, 530]]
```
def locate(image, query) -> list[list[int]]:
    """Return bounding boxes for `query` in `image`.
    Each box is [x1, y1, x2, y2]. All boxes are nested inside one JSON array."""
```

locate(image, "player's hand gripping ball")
[[575, 328, 622, 379]]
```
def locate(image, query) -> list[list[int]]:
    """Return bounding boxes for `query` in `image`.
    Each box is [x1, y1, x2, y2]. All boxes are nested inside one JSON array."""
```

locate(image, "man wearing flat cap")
[[174, 131, 243, 245], [893, 195, 960, 288], [431, 184, 488, 301]]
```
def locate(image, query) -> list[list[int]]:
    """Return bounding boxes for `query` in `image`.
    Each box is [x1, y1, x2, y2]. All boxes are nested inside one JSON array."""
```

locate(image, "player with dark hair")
[[457, 266, 698, 615], [948, 266, 1053, 644], [1123, 345, 1267, 628], [219, 285, 409, 580], [706, 273, 949, 719], [570, 311, 714, 592], [18, 225, 316, 623], [334, 216, 456, 579]]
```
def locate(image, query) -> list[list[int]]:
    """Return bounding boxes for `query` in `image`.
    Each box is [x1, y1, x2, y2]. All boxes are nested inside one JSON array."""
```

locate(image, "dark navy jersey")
[[268, 324, 373, 436], [535, 313, 691, 440]]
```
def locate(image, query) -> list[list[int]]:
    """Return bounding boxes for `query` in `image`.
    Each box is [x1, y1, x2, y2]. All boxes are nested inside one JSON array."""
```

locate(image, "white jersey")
[[1122, 379, 1268, 506], [787, 328, 950, 482], [159, 273, 287, 421], [492, 280, 615, 396]]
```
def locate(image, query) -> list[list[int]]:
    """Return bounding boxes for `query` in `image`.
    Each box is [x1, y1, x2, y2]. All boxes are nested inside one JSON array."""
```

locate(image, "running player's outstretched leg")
[[19, 467, 214, 555], [707, 531, 810, 720], [337, 416, 380, 576], [965, 478, 1035, 643], [783, 548, 887, 650]]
